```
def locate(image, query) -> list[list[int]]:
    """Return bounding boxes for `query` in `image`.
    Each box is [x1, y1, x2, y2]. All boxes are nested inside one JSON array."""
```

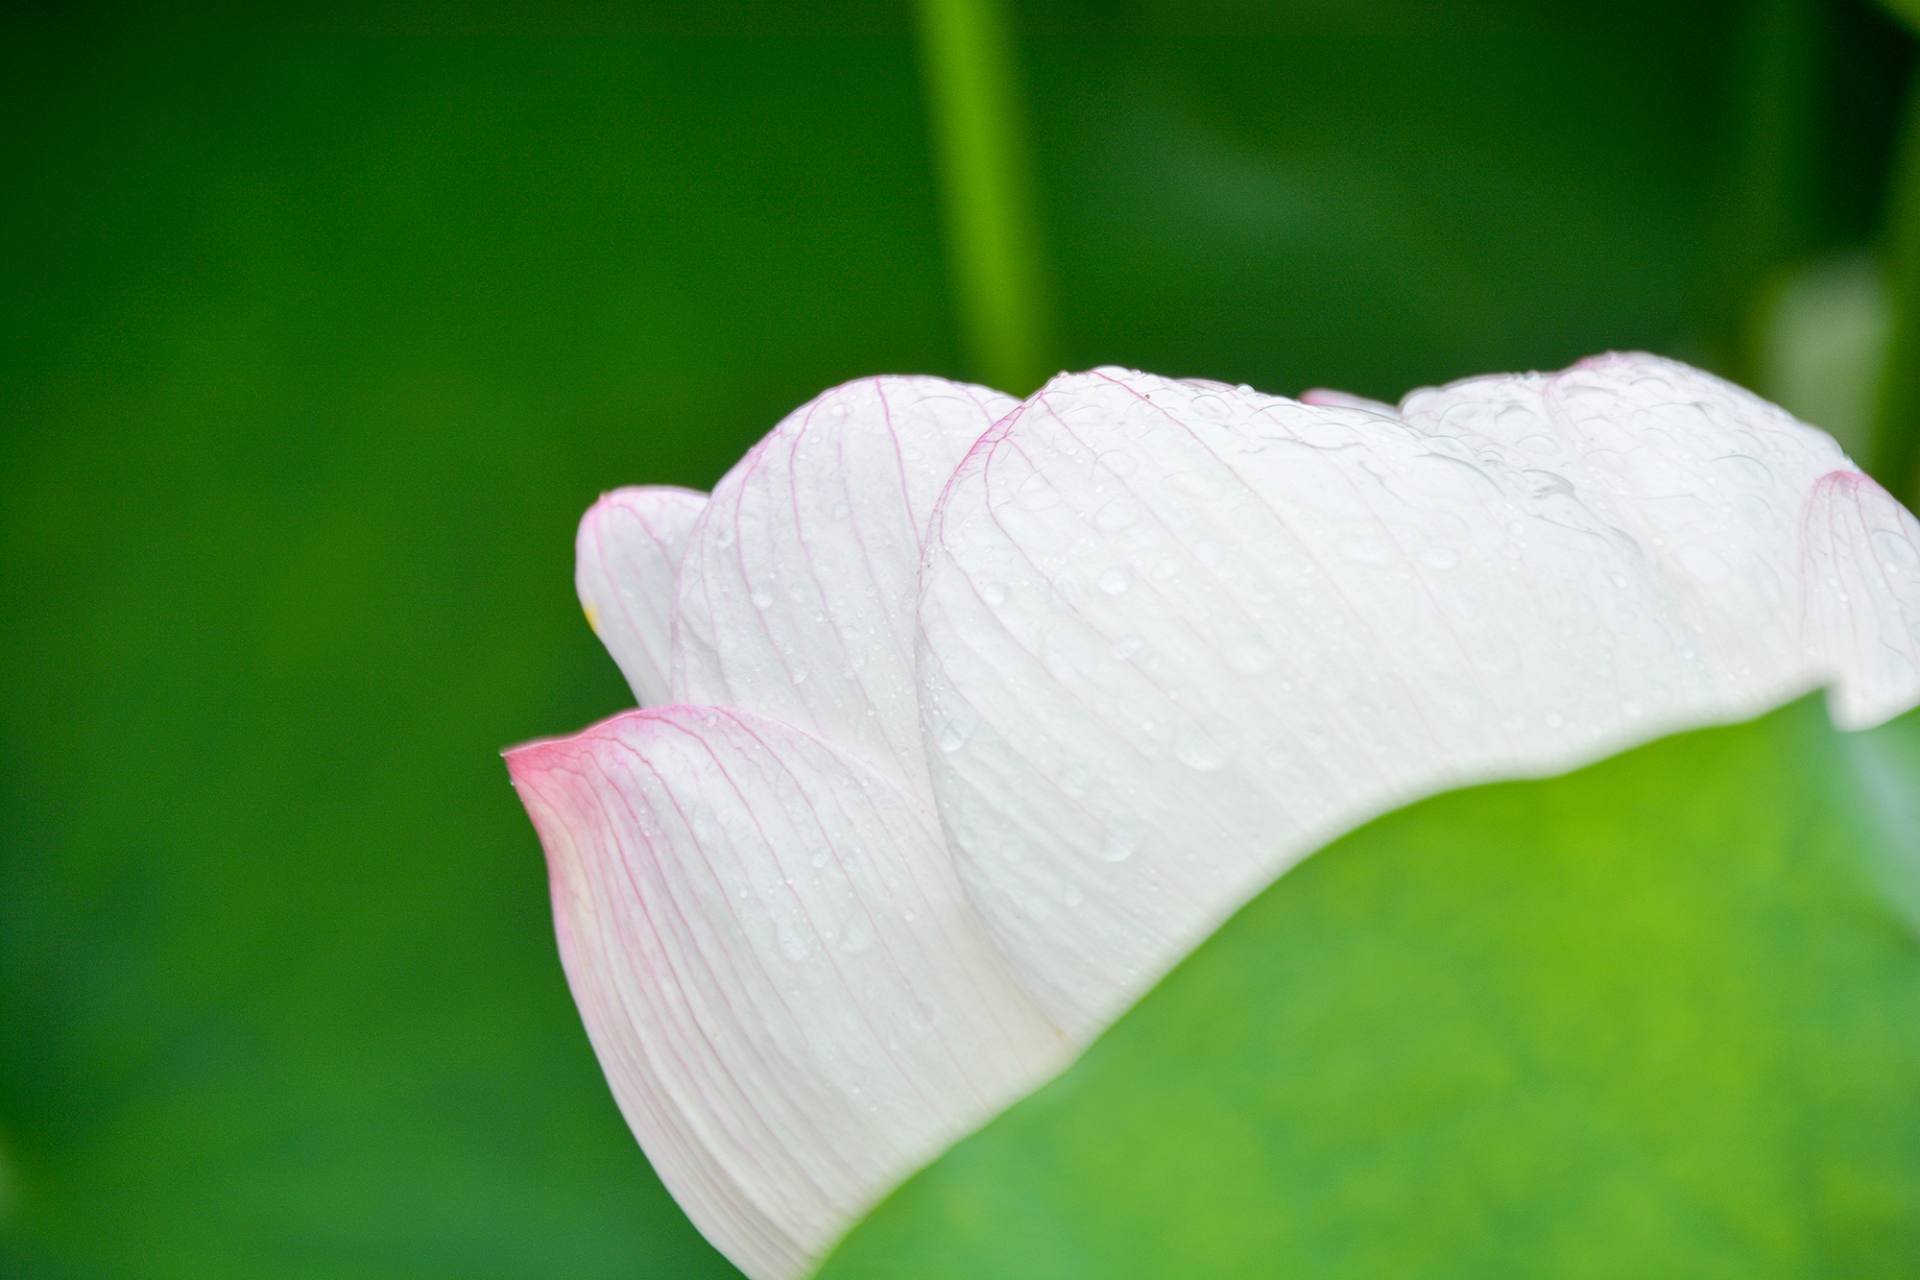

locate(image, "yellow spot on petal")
[[583, 603, 600, 636]]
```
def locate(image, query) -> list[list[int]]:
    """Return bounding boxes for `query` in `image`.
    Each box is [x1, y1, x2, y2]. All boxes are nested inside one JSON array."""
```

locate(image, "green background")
[[3, 2, 1915, 1277]]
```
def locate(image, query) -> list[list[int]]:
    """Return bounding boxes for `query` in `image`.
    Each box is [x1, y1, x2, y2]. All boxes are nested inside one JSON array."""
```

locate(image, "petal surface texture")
[[672, 377, 1016, 794], [915, 354, 1911, 1035], [576, 485, 707, 705], [1799, 469, 1920, 727], [507, 707, 1064, 1280]]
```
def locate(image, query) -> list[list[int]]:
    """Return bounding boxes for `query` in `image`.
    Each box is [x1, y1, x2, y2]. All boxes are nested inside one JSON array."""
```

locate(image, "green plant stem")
[[1722, 0, 1820, 384], [914, 0, 1054, 393], [1872, 69, 1920, 505]]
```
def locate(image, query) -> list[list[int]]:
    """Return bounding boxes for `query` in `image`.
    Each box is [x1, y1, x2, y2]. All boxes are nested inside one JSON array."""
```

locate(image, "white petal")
[[1299, 386, 1400, 416], [1402, 351, 1851, 691], [916, 362, 1879, 1035], [1799, 469, 1920, 728], [576, 486, 707, 705], [506, 707, 1064, 1280], [671, 377, 1016, 792]]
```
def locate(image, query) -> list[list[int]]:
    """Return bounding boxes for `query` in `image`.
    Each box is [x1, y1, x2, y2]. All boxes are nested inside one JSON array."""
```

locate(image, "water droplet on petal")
[[775, 917, 811, 961], [1226, 638, 1273, 675], [1173, 714, 1240, 772], [1344, 535, 1394, 566], [1015, 472, 1063, 512], [1100, 816, 1143, 863], [1094, 498, 1137, 531]]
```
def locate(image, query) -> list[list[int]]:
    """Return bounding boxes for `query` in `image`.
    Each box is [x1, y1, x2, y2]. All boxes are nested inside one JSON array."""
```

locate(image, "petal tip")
[[1811, 467, 1876, 496], [500, 732, 578, 785], [577, 484, 707, 540], [501, 707, 662, 783]]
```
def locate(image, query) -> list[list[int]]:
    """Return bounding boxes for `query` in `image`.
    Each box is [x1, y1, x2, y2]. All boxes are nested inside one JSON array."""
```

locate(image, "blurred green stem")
[[914, 0, 1054, 392], [1872, 70, 1920, 504], [1721, 0, 1820, 385]]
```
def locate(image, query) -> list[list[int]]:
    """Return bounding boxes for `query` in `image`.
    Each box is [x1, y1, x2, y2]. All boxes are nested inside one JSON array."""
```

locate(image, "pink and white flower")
[[508, 355, 1920, 1279]]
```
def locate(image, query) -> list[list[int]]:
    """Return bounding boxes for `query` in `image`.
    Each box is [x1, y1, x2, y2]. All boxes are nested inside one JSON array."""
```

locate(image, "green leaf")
[[818, 697, 1920, 1279], [1881, 0, 1920, 33]]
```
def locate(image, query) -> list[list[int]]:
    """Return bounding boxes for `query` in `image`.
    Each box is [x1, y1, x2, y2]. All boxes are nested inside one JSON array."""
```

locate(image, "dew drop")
[[1171, 469, 1217, 497], [1226, 638, 1273, 675], [1191, 393, 1232, 422], [840, 918, 874, 955], [1344, 535, 1394, 566], [936, 718, 972, 753], [1014, 472, 1063, 513], [1173, 714, 1240, 772], [1099, 817, 1143, 863], [775, 918, 812, 962], [1094, 498, 1137, 531], [1098, 566, 1132, 595]]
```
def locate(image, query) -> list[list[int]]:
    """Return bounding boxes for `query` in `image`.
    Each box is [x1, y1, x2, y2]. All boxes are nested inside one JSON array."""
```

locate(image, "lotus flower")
[[507, 354, 1920, 1279]]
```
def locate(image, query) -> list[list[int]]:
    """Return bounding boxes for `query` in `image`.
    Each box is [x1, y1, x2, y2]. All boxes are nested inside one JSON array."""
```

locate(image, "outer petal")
[[576, 486, 707, 705], [1800, 470, 1920, 728], [506, 706, 1064, 1280], [916, 363, 1896, 1036], [1402, 351, 1851, 687], [670, 377, 1017, 794]]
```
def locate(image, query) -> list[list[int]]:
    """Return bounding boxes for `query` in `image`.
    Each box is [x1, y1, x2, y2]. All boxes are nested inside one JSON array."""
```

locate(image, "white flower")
[[508, 355, 1920, 1279]]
